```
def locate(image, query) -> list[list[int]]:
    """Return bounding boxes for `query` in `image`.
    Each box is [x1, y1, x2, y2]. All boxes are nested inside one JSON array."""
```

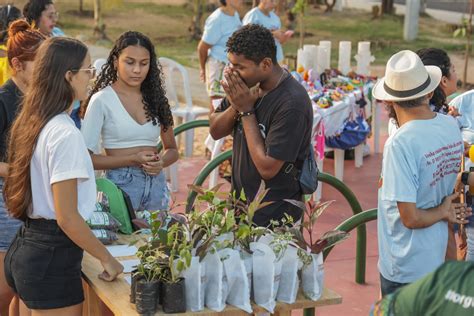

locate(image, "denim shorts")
[[106, 166, 170, 212], [0, 178, 22, 252], [4, 218, 84, 309]]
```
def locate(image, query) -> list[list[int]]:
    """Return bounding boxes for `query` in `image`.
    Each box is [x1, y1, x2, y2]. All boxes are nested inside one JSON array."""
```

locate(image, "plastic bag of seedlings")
[[96, 191, 111, 212], [181, 256, 206, 312], [87, 211, 121, 231], [220, 248, 252, 313], [203, 250, 226, 311], [250, 241, 282, 313], [91, 229, 118, 245], [277, 245, 301, 304], [302, 251, 324, 301]]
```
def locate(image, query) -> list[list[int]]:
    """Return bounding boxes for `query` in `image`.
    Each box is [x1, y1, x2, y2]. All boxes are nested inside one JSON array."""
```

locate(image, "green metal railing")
[[157, 119, 210, 152], [317, 173, 366, 284], [302, 209, 377, 316], [185, 149, 232, 213], [334, 208, 377, 232], [186, 149, 369, 284]]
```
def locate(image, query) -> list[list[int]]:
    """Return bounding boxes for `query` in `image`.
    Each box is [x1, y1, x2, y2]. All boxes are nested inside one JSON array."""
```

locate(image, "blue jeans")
[[105, 167, 170, 212], [0, 178, 22, 251], [380, 273, 408, 296]]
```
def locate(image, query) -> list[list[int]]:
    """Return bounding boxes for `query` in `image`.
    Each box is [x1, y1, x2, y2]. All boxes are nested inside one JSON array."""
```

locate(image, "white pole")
[[338, 41, 351, 75], [404, 0, 421, 41]]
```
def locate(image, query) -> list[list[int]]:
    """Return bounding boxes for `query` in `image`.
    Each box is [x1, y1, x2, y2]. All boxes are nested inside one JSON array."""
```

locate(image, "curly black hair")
[[226, 24, 277, 64], [23, 0, 53, 26], [416, 48, 452, 114], [82, 31, 173, 132], [0, 5, 22, 44]]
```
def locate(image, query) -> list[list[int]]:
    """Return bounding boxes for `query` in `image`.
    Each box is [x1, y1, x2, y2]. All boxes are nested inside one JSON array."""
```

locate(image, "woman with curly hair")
[[81, 31, 178, 212]]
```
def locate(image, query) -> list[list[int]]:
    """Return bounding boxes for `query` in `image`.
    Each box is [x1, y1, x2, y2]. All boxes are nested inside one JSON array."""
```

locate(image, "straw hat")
[[372, 50, 442, 102]]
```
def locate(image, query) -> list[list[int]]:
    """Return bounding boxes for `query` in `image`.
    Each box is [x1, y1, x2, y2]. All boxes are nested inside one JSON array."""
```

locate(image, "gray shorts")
[[105, 167, 170, 212], [0, 178, 22, 252]]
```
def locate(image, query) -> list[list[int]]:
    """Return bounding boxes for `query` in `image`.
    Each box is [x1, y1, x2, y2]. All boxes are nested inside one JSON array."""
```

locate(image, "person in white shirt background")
[[373, 50, 468, 296], [3, 36, 123, 315], [81, 31, 178, 213], [242, 0, 293, 65], [197, 0, 242, 107]]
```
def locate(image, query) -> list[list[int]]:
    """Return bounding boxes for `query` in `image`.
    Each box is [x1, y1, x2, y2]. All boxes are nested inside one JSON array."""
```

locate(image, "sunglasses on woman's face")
[[72, 67, 97, 78]]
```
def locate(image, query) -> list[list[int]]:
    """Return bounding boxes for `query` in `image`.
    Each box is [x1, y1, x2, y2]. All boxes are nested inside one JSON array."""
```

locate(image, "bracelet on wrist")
[[239, 109, 255, 117]]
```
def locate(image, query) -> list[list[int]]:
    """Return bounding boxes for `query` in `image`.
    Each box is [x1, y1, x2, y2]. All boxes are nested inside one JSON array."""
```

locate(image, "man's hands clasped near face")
[[221, 67, 259, 114]]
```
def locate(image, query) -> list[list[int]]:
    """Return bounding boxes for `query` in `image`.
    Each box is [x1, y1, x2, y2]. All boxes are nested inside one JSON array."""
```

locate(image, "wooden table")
[[81, 241, 342, 316]]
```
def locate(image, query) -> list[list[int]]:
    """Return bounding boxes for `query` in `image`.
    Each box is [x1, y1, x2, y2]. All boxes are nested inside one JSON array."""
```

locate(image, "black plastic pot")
[[130, 269, 145, 304], [135, 279, 159, 315], [162, 278, 186, 313]]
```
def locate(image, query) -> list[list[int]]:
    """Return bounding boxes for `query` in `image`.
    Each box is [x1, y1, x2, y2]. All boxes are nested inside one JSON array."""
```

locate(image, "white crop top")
[[30, 113, 96, 220], [81, 85, 161, 154]]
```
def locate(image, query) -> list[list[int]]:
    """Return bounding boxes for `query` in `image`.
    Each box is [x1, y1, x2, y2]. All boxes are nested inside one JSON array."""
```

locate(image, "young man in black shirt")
[[209, 24, 313, 227]]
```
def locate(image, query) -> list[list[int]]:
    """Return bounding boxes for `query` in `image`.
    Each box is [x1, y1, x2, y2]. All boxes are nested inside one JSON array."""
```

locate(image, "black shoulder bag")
[[285, 145, 319, 195]]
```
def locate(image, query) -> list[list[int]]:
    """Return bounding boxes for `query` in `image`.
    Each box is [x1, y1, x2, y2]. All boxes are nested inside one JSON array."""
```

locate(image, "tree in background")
[[93, 0, 108, 40], [454, 0, 474, 88], [292, 0, 308, 48], [381, 0, 394, 15], [188, 0, 206, 41]]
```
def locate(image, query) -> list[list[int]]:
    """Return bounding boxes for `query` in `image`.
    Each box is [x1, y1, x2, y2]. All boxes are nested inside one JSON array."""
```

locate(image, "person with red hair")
[[0, 5, 22, 85], [0, 19, 45, 316]]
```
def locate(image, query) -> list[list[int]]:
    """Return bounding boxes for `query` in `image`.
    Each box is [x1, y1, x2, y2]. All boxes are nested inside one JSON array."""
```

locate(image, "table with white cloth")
[[311, 84, 379, 199]]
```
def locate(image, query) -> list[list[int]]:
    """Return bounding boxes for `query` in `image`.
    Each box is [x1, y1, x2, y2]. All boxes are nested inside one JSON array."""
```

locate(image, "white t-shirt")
[[449, 90, 474, 144], [378, 113, 463, 283], [29, 113, 96, 220], [81, 86, 161, 154]]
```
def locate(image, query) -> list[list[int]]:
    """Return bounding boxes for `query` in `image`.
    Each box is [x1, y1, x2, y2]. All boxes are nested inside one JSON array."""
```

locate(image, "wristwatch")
[[461, 171, 471, 186]]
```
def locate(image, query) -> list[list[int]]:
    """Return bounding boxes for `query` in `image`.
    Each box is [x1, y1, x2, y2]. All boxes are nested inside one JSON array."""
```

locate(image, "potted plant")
[[132, 244, 166, 315], [159, 220, 192, 313], [283, 199, 350, 301]]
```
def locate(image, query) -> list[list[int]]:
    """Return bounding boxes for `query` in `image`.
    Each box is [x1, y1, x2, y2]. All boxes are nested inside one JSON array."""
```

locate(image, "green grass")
[[52, 1, 468, 69]]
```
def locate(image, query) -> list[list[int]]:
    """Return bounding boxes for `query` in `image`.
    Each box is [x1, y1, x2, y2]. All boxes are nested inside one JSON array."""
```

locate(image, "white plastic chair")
[[159, 57, 209, 157]]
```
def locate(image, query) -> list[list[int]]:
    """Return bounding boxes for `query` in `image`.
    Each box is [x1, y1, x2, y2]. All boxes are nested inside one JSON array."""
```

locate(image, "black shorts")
[[4, 218, 84, 309]]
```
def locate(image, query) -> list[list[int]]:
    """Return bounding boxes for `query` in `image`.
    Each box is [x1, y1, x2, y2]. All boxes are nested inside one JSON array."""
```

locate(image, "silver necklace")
[[254, 69, 287, 110]]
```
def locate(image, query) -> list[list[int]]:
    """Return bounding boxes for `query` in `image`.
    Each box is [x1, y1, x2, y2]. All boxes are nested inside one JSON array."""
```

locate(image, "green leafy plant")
[[135, 244, 167, 282], [233, 182, 272, 253], [291, 0, 308, 48], [162, 222, 192, 284], [186, 184, 237, 259], [281, 200, 350, 265]]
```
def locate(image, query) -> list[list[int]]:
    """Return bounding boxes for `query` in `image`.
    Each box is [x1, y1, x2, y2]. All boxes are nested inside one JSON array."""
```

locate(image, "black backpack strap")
[[283, 162, 300, 179]]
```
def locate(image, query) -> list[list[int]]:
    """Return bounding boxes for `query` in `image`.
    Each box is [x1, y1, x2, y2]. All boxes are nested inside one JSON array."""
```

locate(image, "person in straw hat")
[[373, 50, 470, 296]]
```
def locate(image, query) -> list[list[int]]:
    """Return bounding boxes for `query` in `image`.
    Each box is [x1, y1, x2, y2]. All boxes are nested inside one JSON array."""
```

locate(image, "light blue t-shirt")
[[242, 7, 283, 63], [449, 90, 474, 144], [202, 8, 242, 63], [378, 113, 463, 284], [51, 27, 65, 37]]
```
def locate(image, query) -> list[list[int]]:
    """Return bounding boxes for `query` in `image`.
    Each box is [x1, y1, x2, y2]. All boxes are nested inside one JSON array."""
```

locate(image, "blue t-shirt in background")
[[202, 8, 242, 63], [242, 7, 283, 63], [449, 90, 474, 144], [378, 114, 463, 284]]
